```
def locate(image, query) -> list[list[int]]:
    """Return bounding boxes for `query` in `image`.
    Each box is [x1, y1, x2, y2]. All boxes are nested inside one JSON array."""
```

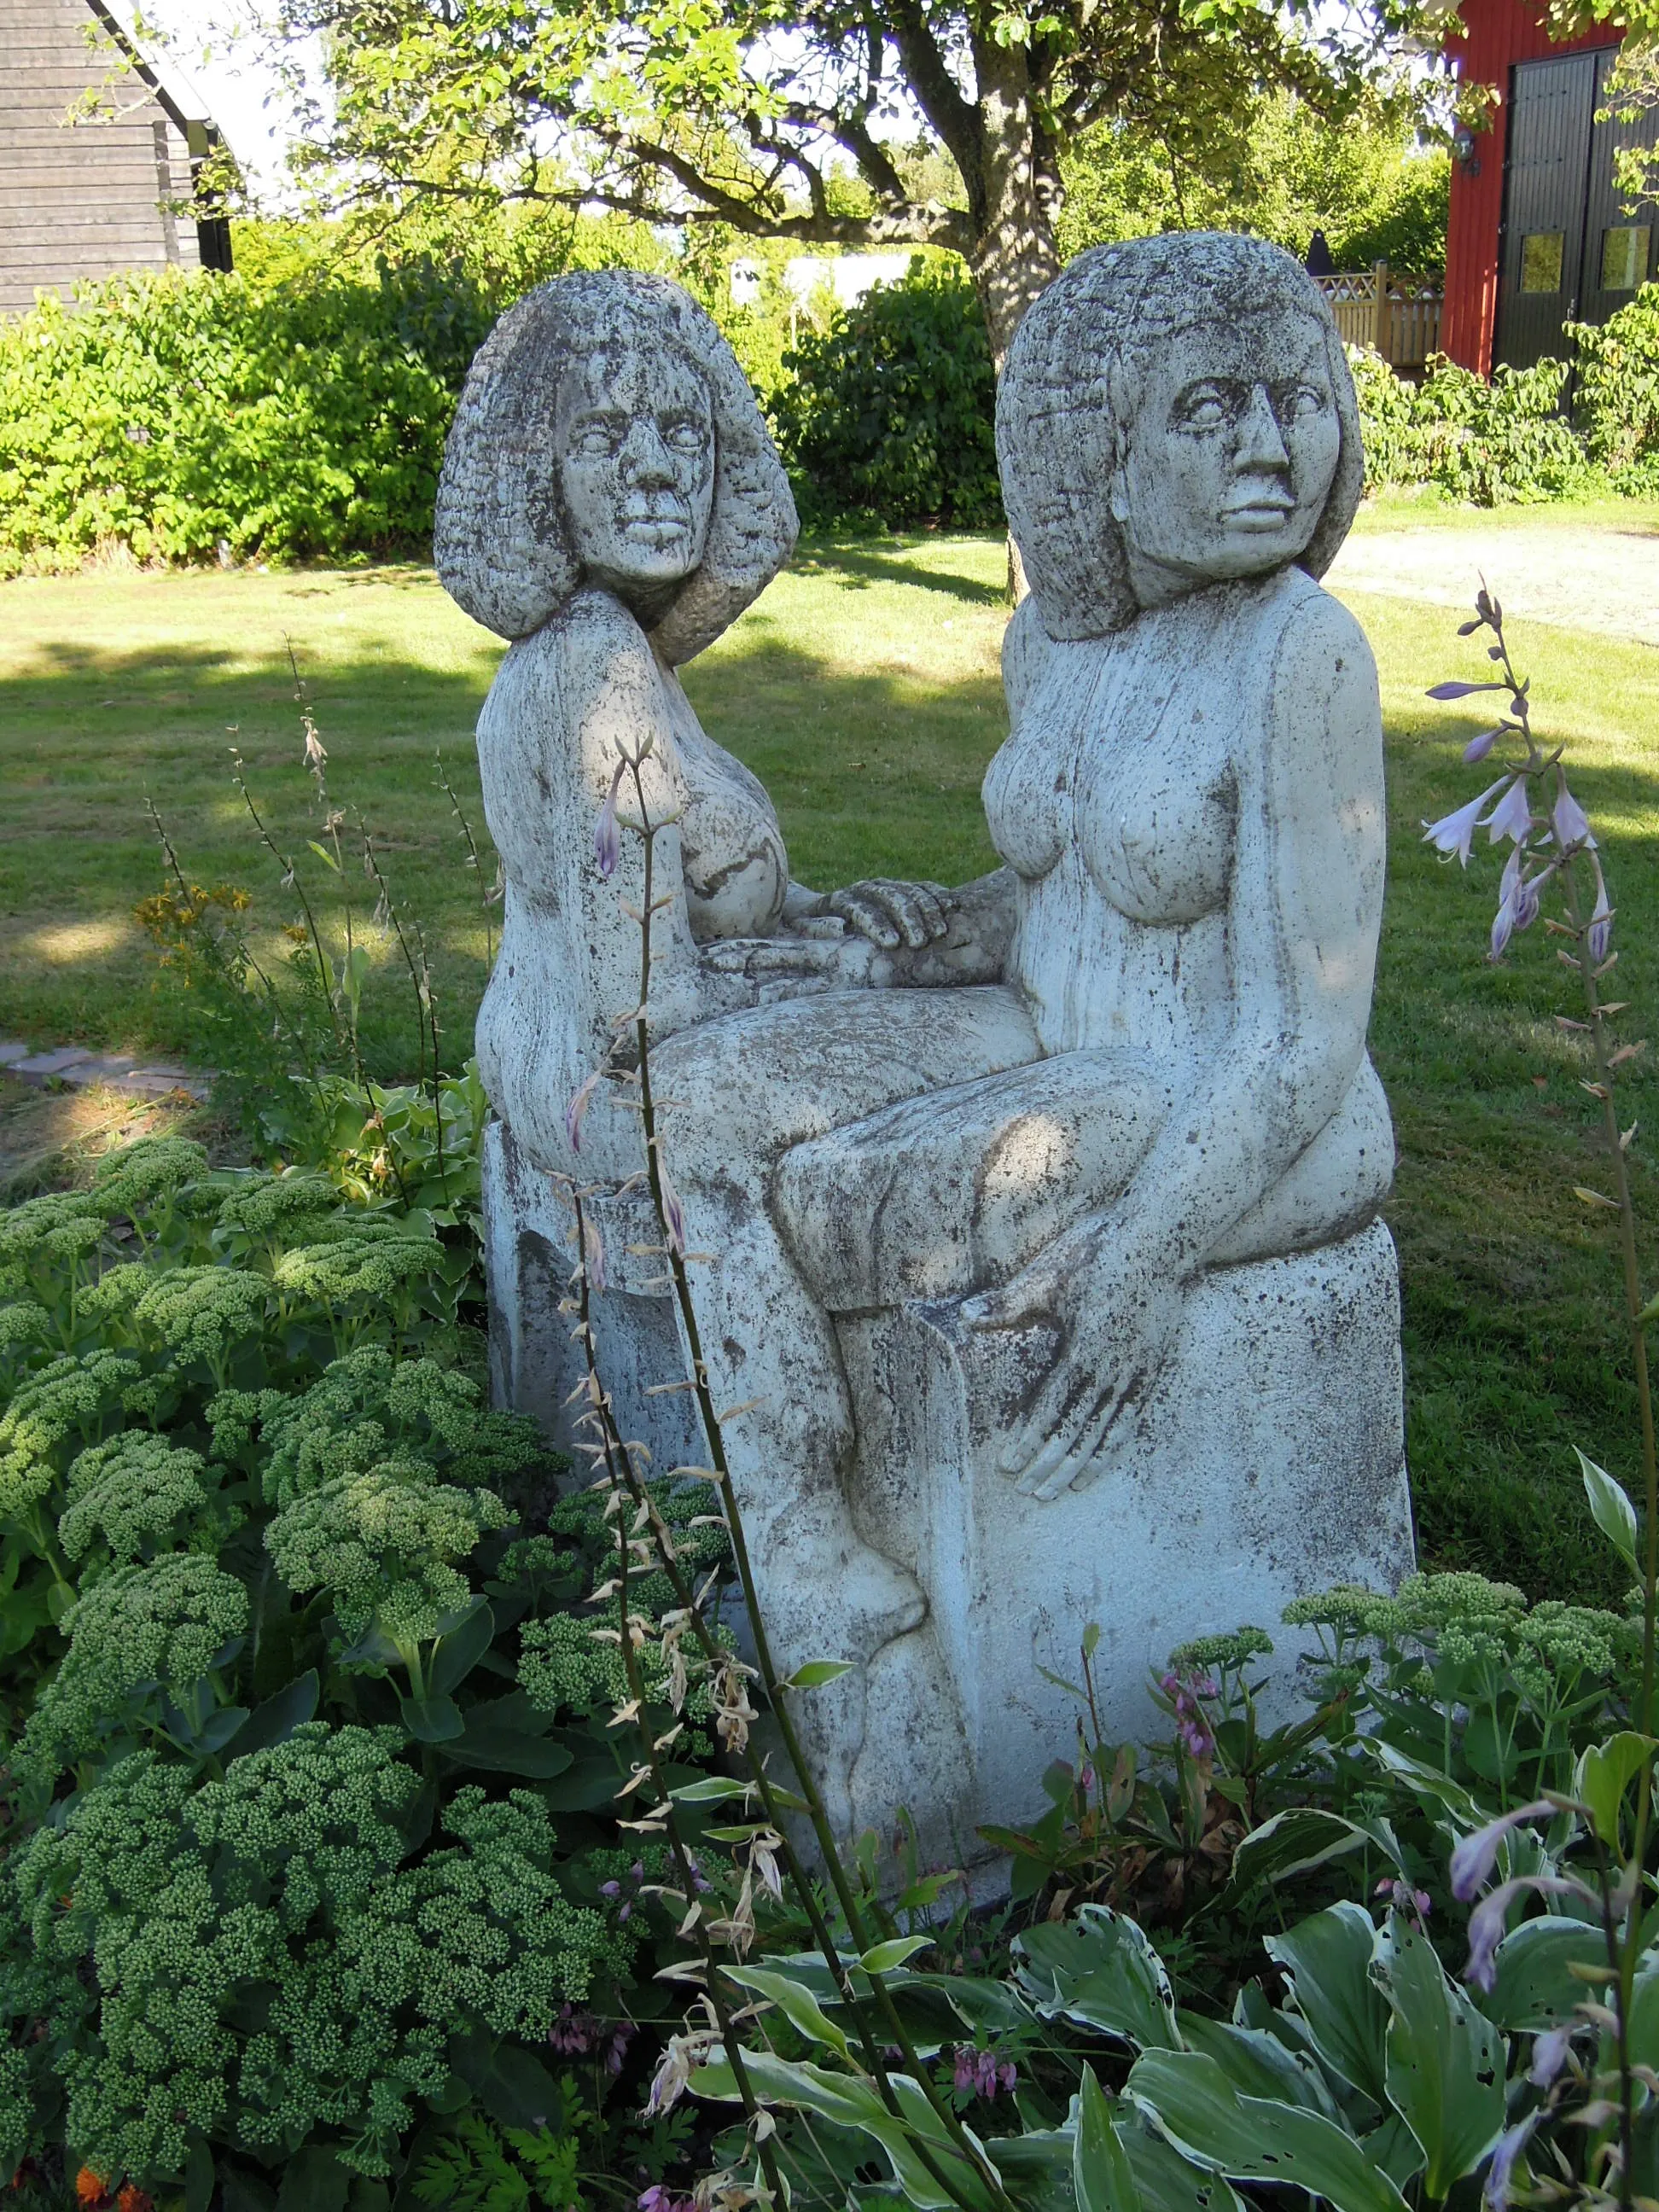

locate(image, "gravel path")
[[1328, 519, 1659, 646]]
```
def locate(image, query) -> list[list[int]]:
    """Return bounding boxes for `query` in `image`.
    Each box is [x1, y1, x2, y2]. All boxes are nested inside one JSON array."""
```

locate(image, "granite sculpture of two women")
[[434, 240, 1414, 1846]]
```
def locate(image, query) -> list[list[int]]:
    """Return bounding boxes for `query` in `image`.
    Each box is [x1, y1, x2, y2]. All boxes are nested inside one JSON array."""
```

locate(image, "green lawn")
[[5, 527, 1659, 1606]]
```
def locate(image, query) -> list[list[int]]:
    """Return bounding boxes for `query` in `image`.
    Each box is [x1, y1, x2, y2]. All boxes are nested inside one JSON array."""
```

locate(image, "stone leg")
[[836, 1220, 1415, 1860]]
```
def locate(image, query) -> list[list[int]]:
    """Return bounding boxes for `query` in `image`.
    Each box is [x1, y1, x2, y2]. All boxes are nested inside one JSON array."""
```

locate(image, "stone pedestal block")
[[835, 1218, 1414, 1854]]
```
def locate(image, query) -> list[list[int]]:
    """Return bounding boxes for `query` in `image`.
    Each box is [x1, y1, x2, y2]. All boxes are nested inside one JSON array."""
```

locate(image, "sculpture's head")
[[435, 271, 797, 659], [996, 234, 1364, 639]]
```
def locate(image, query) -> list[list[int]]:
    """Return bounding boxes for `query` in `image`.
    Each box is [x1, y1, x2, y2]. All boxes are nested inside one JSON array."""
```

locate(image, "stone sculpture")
[[438, 243, 1414, 1858]]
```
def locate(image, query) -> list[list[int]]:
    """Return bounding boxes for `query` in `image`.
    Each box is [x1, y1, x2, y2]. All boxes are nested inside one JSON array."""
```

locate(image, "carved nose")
[[620, 421, 677, 486], [1235, 383, 1290, 472]]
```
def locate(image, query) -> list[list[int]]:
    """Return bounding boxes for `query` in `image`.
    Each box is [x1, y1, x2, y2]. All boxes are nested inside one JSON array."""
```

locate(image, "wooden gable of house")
[[0, 0, 231, 320]]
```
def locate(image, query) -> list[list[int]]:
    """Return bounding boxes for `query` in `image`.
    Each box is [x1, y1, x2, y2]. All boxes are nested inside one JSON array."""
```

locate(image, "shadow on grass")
[[792, 538, 1008, 608]]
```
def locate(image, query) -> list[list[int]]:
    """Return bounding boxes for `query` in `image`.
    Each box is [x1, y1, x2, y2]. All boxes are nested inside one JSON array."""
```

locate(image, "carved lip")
[[1221, 492, 1295, 527]]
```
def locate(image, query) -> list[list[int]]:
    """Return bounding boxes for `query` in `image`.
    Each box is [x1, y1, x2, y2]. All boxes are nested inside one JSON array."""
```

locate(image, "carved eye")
[[572, 418, 622, 457], [662, 416, 707, 455], [1278, 383, 1328, 422], [1179, 387, 1232, 430]]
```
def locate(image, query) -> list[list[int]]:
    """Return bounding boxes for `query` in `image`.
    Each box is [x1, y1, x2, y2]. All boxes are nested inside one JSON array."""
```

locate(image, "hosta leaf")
[[1016, 1905, 1180, 2050], [1126, 2050, 1406, 2212], [1369, 1912, 1505, 2197], [1481, 1912, 1608, 2031], [1264, 1903, 1389, 2106], [1074, 2067, 1139, 2212]]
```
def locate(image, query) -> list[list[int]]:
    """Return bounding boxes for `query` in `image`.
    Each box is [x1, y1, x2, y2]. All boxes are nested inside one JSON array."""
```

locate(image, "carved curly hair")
[[996, 233, 1364, 640], [434, 271, 797, 659]]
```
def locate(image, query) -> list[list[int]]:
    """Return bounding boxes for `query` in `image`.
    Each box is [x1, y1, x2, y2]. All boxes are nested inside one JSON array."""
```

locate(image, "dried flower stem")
[[617, 750, 1022, 2212], [568, 1236, 787, 2211], [435, 749, 497, 972]]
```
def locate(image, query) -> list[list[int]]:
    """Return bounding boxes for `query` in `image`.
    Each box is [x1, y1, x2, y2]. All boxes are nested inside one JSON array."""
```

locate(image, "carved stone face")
[[1109, 311, 1342, 606], [556, 345, 716, 602]]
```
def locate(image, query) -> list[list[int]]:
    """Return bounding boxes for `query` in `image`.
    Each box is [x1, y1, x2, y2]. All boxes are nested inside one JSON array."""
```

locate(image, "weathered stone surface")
[[445, 242, 1414, 1858]]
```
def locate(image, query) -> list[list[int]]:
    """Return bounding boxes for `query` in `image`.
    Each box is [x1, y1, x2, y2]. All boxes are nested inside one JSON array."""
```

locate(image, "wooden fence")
[[1313, 262, 1443, 371]]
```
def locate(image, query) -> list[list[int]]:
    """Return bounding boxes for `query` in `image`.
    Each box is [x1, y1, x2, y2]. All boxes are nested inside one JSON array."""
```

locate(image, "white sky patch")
[[124, 0, 328, 201]]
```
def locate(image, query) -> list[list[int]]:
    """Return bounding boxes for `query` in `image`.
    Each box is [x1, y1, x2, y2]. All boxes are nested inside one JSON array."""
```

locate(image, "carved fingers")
[[985, 1268, 1182, 1498], [827, 879, 952, 951]]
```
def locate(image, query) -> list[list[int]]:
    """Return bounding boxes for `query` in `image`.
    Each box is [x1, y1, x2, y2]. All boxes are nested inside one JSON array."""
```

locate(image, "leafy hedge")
[[6, 253, 1659, 575], [1346, 345, 1592, 503], [769, 259, 1001, 528], [1571, 280, 1659, 490], [0, 261, 495, 575]]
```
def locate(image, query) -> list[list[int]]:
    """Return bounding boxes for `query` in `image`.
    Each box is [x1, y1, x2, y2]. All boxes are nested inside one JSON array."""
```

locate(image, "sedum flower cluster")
[[211, 1346, 542, 1506], [20, 1555, 248, 1778], [4, 1726, 621, 2186], [266, 1458, 512, 1645], [0, 1351, 144, 1522], [58, 1431, 241, 1570], [1284, 1570, 1638, 1699]]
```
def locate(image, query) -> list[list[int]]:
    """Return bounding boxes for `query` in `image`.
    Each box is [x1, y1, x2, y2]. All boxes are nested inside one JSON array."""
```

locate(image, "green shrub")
[[1349, 346, 1592, 503], [0, 263, 488, 575], [1570, 279, 1659, 490], [770, 260, 1000, 529]]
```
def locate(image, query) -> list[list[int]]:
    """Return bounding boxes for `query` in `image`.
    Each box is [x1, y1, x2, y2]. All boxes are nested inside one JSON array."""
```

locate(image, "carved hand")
[[824, 879, 952, 951], [698, 934, 886, 991], [959, 1231, 1183, 1500]]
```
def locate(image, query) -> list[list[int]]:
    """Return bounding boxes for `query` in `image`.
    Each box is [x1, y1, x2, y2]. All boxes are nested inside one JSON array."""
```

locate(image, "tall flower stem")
[[570, 1232, 789, 2210], [617, 753, 1021, 2212], [562, 1186, 993, 2212]]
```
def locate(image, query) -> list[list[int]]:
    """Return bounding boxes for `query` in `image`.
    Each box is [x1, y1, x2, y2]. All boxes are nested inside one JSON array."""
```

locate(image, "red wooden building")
[[1443, 0, 1657, 371]]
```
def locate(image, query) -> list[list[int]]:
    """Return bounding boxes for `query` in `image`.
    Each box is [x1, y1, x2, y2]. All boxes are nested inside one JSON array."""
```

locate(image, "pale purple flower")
[[565, 1068, 602, 1153], [1464, 726, 1505, 765], [1449, 1801, 1554, 1901], [639, 2186, 692, 2212], [1551, 781, 1594, 853], [1490, 893, 1517, 962], [657, 1161, 687, 1256], [606, 2022, 635, 2075], [1423, 777, 1512, 866], [1528, 2024, 1572, 2088], [1484, 2118, 1535, 2212], [1464, 1880, 1522, 1991], [1486, 775, 1532, 847], [583, 1214, 608, 1293], [599, 1880, 621, 1897], [1464, 1875, 1580, 1991], [1587, 854, 1614, 963], [595, 757, 627, 879]]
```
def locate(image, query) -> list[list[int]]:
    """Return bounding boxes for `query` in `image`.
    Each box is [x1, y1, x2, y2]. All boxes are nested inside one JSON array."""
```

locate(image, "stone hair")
[[434, 270, 798, 659], [996, 232, 1365, 640]]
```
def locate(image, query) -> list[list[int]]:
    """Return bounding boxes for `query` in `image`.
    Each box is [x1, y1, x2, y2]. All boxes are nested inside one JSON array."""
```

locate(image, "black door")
[[1579, 44, 1659, 330], [1496, 43, 1657, 368], [1496, 50, 1600, 369]]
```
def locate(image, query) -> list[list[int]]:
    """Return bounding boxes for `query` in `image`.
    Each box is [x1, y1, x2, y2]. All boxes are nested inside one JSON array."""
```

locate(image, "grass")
[[5, 521, 1659, 1606]]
